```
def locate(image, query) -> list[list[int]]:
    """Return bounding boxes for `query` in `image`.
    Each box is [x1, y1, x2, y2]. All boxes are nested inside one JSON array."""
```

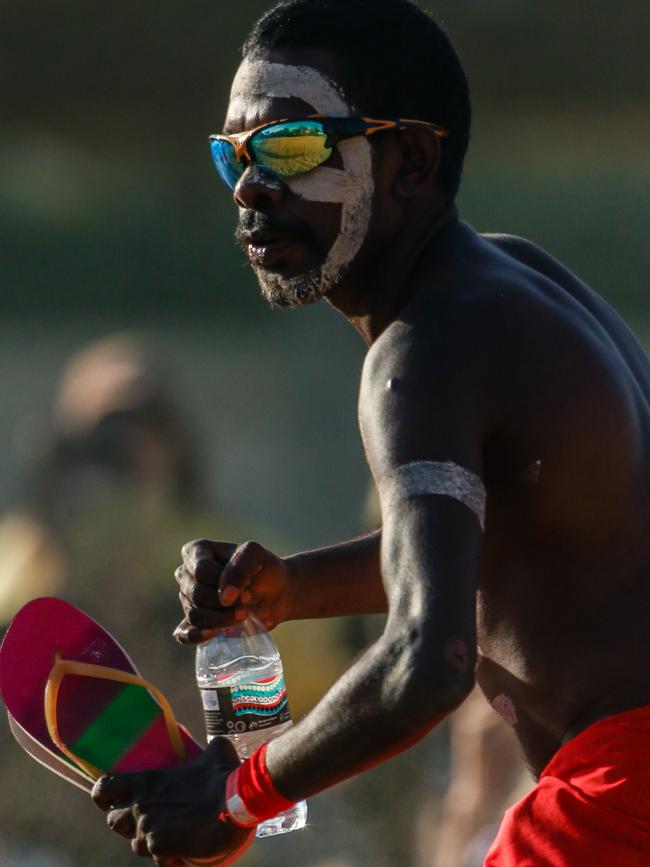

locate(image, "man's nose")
[[233, 165, 285, 209]]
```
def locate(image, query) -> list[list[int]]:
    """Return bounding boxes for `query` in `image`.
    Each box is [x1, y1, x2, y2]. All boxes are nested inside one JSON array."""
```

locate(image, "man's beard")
[[251, 261, 342, 309], [235, 216, 345, 309]]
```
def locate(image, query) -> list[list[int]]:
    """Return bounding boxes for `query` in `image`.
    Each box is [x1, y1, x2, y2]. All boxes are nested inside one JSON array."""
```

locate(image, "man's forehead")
[[227, 58, 351, 122]]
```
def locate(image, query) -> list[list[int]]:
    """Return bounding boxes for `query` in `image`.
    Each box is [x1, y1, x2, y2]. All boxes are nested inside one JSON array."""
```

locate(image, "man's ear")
[[392, 128, 441, 198]]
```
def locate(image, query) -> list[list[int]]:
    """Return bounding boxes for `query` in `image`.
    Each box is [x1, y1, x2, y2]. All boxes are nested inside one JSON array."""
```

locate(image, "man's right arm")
[[285, 530, 385, 619], [173, 531, 386, 643]]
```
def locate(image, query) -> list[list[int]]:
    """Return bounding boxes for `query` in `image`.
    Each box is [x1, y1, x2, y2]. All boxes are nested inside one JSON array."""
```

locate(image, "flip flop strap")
[[44, 653, 186, 780]]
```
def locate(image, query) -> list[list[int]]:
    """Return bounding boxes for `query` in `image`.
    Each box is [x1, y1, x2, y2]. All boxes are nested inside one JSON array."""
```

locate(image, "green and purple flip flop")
[[0, 597, 253, 866]]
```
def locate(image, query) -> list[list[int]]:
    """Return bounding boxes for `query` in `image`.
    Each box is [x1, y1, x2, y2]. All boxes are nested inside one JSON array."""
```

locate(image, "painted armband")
[[378, 460, 487, 530]]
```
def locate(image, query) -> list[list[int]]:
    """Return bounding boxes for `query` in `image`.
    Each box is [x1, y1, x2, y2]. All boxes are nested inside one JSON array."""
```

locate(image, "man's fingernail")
[[221, 586, 238, 605]]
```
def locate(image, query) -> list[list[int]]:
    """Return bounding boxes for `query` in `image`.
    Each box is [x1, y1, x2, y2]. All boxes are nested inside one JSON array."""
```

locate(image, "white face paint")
[[286, 166, 358, 204], [229, 60, 350, 117], [229, 59, 375, 308]]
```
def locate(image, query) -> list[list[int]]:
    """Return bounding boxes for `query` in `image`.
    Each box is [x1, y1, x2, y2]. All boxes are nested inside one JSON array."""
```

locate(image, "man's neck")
[[325, 201, 460, 345]]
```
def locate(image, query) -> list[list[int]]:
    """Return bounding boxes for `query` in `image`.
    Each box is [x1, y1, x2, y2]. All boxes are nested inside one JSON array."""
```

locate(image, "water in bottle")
[[196, 614, 308, 837]]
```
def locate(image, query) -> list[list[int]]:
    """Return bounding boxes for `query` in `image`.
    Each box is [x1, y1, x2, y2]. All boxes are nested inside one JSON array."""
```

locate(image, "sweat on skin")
[[229, 59, 375, 306]]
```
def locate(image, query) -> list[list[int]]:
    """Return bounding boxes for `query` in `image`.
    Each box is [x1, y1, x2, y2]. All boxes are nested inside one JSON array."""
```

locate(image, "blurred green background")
[[0, 0, 648, 865]]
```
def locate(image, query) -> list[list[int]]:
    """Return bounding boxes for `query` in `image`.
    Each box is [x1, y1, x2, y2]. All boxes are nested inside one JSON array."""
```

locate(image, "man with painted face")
[[92, 1, 650, 864]]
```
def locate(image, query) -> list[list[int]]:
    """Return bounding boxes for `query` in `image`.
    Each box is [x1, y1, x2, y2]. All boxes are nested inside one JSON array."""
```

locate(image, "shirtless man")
[[92, 1, 650, 864]]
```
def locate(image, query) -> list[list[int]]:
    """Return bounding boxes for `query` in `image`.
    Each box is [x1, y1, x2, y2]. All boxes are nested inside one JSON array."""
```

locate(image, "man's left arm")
[[267, 325, 485, 798], [92, 319, 488, 860]]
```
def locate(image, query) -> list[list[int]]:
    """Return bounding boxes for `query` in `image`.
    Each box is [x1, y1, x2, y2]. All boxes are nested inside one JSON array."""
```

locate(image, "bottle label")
[[200, 675, 291, 737]]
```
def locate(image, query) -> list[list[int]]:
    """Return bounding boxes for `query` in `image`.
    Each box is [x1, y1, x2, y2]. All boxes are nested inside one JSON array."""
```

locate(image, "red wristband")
[[224, 743, 296, 828]]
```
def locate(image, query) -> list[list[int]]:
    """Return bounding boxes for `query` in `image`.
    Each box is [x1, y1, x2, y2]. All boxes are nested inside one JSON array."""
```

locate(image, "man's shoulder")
[[389, 226, 623, 368], [360, 222, 643, 428], [361, 248, 534, 392], [358, 282, 502, 435]]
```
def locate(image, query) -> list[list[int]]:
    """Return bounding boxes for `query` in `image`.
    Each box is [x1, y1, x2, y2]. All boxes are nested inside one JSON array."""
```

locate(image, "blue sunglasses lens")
[[210, 121, 333, 191], [210, 139, 242, 191]]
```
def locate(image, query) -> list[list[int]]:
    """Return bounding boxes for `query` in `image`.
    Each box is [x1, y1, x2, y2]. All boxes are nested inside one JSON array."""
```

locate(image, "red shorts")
[[485, 705, 650, 866]]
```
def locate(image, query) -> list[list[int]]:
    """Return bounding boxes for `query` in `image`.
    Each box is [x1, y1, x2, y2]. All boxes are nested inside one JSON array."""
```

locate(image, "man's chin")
[[254, 265, 328, 309]]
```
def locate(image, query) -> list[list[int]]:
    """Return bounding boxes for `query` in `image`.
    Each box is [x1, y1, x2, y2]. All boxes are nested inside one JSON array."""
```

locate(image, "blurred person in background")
[[0, 333, 215, 865], [88, 1, 650, 865], [0, 333, 202, 630]]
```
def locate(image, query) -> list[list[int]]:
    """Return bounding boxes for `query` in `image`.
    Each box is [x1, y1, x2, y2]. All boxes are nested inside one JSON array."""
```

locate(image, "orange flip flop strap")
[[44, 653, 186, 780]]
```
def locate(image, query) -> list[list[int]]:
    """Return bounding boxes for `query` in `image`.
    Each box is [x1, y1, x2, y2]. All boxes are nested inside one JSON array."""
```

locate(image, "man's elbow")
[[381, 634, 476, 725], [407, 660, 475, 722], [429, 667, 475, 715]]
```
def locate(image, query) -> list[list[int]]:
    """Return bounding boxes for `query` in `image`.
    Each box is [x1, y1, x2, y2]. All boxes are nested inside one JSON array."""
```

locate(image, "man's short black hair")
[[243, 0, 471, 200]]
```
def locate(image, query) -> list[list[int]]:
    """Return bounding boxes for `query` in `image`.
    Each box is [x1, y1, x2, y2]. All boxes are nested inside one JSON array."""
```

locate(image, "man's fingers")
[[176, 569, 223, 609], [107, 806, 137, 839], [184, 605, 247, 630], [206, 734, 241, 770], [134, 829, 182, 863], [173, 619, 203, 645], [92, 774, 135, 811], [181, 540, 238, 583], [182, 556, 222, 587], [219, 541, 266, 604], [131, 834, 151, 857], [173, 610, 246, 645]]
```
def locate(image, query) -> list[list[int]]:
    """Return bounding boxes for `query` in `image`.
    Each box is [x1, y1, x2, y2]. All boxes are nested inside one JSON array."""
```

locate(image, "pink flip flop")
[[0, 597, 203, 788], [0, 597, 253, 866]]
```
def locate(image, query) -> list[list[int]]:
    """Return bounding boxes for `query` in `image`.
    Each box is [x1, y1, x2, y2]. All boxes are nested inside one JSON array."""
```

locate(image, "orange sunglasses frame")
[[210, 113, 448, 165]]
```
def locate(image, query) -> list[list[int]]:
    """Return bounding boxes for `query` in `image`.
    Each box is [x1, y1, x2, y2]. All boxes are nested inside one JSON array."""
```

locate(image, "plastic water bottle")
[[196, 614, 308, 837]]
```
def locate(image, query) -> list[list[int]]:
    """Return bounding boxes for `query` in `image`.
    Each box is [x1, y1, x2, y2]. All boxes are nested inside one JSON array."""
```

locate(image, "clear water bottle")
[[196, 614, 307, 837]]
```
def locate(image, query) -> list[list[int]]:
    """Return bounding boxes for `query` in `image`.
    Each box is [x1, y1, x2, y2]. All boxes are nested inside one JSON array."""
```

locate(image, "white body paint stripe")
[[230, 60, 350, 117], [379, 460, 487, 530]]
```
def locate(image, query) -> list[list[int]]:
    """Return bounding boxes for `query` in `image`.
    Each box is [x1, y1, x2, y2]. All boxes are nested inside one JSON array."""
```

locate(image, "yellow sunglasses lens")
[[252, 121, 333, 178]]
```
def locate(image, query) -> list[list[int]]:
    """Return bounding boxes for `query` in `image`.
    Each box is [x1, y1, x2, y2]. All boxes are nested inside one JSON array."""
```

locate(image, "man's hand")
[[91, 737, 254, 865], [173, 539, 294, 644]]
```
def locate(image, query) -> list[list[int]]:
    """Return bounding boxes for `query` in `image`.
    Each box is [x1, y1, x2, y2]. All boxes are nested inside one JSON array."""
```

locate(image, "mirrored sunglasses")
[[209, 115, 448, 191]]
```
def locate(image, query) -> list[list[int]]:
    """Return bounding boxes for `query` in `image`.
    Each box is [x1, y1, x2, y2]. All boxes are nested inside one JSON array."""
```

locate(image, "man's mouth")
[[245, 231, 301, 268]]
